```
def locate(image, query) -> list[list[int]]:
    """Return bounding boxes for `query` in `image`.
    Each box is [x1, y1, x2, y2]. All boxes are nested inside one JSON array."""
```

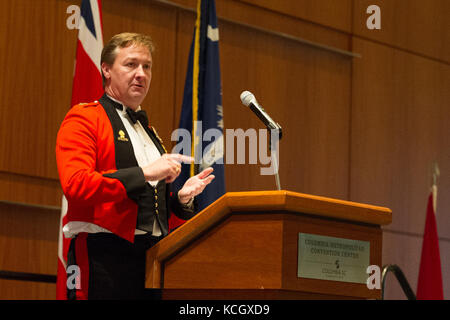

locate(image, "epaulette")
[[76, 100, 100, 108]]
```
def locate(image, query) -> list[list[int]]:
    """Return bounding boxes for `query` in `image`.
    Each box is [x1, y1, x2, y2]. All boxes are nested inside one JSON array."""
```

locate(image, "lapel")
[[99, 94, 168, 168], [99, 94, 139, 169]]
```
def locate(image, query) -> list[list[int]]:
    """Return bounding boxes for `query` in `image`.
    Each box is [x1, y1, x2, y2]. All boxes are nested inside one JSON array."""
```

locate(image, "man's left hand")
[[178, 167, 215, 204]]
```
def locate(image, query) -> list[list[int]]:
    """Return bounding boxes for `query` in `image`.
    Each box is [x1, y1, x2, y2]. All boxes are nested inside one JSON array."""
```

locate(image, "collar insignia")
[[118, 130, 129, 142], [150, 127, 167, 153]]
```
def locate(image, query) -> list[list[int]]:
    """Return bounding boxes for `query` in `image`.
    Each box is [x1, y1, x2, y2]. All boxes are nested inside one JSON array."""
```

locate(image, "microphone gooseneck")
[[240, 91, 282, 137]]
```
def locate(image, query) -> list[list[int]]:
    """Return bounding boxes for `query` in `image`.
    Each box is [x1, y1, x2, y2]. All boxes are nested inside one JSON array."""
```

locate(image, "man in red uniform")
[[56, 33, 214, 299]]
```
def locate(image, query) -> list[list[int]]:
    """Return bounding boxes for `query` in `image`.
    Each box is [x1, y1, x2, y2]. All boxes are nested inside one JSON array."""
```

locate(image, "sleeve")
[[168, 189, 198, 220], [56, 106, 147, 206]]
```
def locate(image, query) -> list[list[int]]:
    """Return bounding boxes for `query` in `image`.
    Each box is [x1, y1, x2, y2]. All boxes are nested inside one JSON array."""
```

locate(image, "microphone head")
[[240, 90, 256, 107]]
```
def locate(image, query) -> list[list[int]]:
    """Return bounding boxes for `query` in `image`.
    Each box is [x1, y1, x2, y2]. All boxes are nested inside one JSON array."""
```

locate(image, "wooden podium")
[[145, 190, 392, 299]]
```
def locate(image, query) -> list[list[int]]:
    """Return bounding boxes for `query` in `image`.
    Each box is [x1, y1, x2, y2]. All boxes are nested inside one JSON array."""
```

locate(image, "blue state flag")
[[173, 0, 225, 217]]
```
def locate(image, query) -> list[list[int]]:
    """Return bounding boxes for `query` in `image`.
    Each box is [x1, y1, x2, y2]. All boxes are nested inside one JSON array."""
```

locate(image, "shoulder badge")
[[77, 100, 99, 108]]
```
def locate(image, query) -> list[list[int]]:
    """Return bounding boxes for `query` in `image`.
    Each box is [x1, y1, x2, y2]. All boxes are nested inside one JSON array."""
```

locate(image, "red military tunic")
[[56, 95, 194, 243]]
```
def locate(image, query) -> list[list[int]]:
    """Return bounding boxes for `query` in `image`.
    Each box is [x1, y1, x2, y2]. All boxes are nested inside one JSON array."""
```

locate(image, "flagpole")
[[432, 162, 440, 213]]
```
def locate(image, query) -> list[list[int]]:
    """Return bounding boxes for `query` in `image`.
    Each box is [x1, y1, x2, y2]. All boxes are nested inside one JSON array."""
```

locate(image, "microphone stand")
[[268, 125, 282, 190]]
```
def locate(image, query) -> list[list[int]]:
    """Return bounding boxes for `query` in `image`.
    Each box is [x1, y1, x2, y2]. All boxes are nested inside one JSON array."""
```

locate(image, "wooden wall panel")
[[0, 0, 75, 299], [172, 9, 194, 140], [168, 0, 352, 53], [0, 280, 55, 300], [239, 0, 352, 33], [220, 22, 352, 198], [351, 37, 450, 298], [0, 172, 62, 208], [353, 0, 450, 63], [0, 0, 77, 180], [0, 203, 59, 299], [351, 37, 450, 237], [0, 203, 59, 275]]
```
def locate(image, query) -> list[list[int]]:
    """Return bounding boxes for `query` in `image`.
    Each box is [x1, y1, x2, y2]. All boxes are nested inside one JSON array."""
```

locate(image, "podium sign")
[[297, 233, 370, 284]]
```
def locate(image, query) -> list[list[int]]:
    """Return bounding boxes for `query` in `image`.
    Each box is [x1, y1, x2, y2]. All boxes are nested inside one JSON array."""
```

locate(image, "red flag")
[[416, 188, 444, 300], [56, 0, 103, 300]]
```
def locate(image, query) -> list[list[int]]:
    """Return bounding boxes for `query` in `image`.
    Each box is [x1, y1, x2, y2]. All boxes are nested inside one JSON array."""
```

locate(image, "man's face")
[[102, 44, 152, 109]]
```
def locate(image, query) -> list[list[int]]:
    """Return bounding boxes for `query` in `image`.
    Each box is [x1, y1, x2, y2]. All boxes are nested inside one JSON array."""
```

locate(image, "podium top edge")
[[223, 190, 392, 212], [217, 190, 392, 226]]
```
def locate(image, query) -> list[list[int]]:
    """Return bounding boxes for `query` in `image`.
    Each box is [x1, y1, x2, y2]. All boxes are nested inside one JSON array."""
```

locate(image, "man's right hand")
[[141, 154, 194, 183]]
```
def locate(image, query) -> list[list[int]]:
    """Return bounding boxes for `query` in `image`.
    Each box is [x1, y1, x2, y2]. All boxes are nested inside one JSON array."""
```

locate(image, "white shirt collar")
[[106, 94, 141, 112]]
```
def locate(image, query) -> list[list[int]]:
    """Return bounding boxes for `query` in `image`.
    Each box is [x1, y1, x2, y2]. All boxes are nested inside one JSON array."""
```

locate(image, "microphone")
[[240, 91, 282, 138], [240, 91, 282, 190]]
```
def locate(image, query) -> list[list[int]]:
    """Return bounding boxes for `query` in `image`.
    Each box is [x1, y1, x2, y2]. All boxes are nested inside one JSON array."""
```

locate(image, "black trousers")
[[67, 232, 161, 300]]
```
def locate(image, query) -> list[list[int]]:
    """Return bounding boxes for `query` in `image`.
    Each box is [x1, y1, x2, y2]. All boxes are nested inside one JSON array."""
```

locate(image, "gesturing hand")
[[141, 154, 194, 183], [178, 167, 215, 204]]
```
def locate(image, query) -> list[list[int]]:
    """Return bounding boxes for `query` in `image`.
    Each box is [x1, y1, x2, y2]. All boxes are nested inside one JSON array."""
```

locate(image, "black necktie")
[[126, 107, 149, 128]]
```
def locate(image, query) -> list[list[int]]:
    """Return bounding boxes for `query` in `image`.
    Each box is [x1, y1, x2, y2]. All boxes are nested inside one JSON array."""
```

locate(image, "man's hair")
[[100, 32, 155, 87]]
